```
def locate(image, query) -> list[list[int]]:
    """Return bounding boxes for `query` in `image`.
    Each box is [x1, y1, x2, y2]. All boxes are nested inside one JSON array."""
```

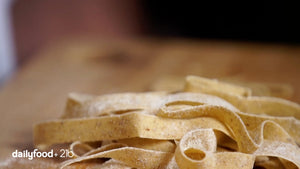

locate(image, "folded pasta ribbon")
[[185, 76, 300, 119], [32, 75, 300, 169]]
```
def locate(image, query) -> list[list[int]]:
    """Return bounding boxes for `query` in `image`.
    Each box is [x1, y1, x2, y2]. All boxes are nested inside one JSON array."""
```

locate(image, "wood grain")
[[0, 39, 300, 160]]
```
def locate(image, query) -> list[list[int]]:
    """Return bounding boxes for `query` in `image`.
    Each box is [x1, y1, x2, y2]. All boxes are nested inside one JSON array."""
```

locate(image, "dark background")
[[12, 1, 300, 65], [143, 1, 299, 44]]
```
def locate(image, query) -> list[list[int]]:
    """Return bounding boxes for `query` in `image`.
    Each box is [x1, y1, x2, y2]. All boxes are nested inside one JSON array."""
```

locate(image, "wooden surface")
[[0, 39, 300, 160]]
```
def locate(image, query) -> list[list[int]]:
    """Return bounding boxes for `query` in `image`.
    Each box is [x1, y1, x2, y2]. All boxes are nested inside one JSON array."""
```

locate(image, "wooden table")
[[0, 39, 300, 160]]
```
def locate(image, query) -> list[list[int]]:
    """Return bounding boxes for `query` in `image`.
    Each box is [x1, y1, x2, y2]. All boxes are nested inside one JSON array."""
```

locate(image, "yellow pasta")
[[33, 75, 300, 169], [185, 75, 300, 119], [34, 111, 231, 149]]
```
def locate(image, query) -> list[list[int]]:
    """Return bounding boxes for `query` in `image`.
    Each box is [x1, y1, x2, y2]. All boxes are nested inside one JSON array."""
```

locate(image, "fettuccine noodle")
[[34, 76, 300, 169]]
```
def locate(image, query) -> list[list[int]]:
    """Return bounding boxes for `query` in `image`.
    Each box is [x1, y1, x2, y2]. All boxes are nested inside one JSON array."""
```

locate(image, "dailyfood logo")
[[12, 149, 74, 160]]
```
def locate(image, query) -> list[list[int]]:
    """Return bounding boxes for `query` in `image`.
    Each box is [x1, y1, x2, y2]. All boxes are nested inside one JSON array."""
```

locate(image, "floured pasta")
[[33, 76, 300, 169]]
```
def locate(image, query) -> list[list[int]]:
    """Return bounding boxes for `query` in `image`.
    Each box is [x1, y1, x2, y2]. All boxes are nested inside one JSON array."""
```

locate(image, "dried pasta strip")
[[157, 93, 300, 144], [253, 140, 300, 168], [71, 139, 176, 156], [221, 78, 294, 99], [175, 129, 255, 169], [159, 99, 300, 168], [60, 92, 300, 168], [35, 113, 139, 149], [237, 112, 300, 145], [176, 129, 300, 169], [32, 82, 300, 169], [60, 147, 173, 169], [61, 143, 126, 168], [158, 99, 299, 148], [243, 96, 300, 118], [185, 76, 252, 97], [63, 92, 238, 119], [97, 159, 132, 169], [151, 76, 294, 98], [70, 141, 94, 158], [116, 138, 176, 152], [185, 75, 300, 119], [62, 92, 167, 118], [67, 140, 175, 168], [35, 93, 299, 150], [34, 112, 231, 149], [162, 92, 238, 113], [159, 104, 259, 153], [254, 157, 286, 169], [77, 143, 126, 156]]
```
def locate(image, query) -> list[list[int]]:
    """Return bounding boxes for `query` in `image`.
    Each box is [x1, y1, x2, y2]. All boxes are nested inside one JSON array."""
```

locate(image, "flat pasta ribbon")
[[185, 76, 300, 119], [32, 75, 300, 169]]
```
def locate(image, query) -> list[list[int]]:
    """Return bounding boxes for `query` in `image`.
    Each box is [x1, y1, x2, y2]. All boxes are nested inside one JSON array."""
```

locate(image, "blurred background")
[[0, 0, 299, 85], [1, 0, 300, 161]]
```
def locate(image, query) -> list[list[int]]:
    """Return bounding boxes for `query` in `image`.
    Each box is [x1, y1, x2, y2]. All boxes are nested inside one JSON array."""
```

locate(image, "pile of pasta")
[[34, 76, 300, 169]]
